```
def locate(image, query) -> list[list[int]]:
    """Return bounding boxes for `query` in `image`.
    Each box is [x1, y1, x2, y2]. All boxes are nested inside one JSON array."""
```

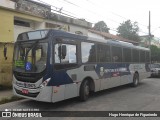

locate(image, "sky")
[[35, 0, 160, 39]]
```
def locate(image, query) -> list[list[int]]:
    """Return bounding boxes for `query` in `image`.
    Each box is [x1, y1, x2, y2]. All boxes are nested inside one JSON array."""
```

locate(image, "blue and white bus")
[[13, 29, 150, 102]]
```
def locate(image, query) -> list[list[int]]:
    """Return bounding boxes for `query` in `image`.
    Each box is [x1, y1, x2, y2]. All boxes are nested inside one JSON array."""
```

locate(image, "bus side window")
[[123, 48, 131, 62], [81, 42, 96, 63], [140, 50, 145, 62], [97, 44, 111, 62], [146, 51, 150, 62], [132, 49, 139, 62], [112, 46, 122, 62]]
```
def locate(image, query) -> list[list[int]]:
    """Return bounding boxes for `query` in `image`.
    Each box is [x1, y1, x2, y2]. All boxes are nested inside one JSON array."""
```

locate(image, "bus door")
[[52, 38, 79, 102]]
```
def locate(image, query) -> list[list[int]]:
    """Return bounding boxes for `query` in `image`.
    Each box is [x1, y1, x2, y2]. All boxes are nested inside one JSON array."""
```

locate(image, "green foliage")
[[150, 45, 160, 62], [93, 21, 110, 33], [117, 20, 141, 42]]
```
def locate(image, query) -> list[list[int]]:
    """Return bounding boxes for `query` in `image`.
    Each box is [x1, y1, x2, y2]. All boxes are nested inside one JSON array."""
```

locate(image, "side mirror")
[[62, 45, 66, 59], [58, 45, 67, 59], [3, 45, 7, 60]]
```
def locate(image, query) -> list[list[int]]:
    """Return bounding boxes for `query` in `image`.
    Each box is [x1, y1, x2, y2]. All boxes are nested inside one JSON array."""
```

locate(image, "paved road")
[[1, 78, 160, 120]]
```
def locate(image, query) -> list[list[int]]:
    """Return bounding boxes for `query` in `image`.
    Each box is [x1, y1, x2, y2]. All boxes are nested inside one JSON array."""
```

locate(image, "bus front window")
[[13, 42, 48, 73]]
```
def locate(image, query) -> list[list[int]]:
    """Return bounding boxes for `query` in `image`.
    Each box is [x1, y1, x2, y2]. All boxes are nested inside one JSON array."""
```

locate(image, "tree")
[[93, 21, 110, 33], [150, 45, 160, 62], [117, 20, 140, 42]]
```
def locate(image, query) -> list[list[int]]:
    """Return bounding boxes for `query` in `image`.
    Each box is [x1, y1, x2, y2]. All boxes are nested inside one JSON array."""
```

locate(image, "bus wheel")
[[80, 80, 90, 101], [131, 73, 139, 87]]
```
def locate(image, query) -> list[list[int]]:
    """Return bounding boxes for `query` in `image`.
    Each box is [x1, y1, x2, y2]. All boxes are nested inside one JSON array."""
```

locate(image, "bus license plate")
[[22, 89, 29, 94]]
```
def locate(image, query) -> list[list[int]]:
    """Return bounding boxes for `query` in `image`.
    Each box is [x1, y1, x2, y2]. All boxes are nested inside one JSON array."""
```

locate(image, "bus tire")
[[80, 80, 90, 101], [131, 73, 139, 87]]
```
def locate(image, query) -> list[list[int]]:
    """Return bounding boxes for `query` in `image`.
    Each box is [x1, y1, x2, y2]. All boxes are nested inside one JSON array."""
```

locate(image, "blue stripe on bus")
[[48, 70, 73, 86], [47, 63, 150, 86], [48, 63, 132, 86]]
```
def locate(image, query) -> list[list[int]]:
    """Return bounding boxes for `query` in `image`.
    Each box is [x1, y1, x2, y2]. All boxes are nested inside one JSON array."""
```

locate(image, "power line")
[[61, 0, 122, 25], [85, 0, 148, 28], [61, 0, 149, 35], [111, 12, 148, 27], [33, 0, 97, 24], [61, 0, 99, 16], [61, 0, 148, 32], [33, 0, 152, 37], [62, 0, 80, 7], [33, 0, 79, 18], [66, 1, 160, 39]]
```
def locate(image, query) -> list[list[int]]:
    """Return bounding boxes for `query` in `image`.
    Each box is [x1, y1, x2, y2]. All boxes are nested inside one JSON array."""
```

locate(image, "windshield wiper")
[[24, 41, 39, 72]]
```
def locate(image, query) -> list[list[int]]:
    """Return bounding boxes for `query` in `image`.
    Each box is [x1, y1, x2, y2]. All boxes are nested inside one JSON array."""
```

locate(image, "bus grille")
[[14, 88, 39, 98]]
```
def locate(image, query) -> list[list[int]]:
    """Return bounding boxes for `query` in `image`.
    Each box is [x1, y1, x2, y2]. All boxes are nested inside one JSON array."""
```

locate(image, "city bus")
[[13, 29, 150, 102]]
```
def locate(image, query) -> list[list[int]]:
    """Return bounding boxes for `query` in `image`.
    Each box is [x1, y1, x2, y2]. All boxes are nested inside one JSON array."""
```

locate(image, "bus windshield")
[[13, 41, 48, 73], [17, 30, 49, 41]]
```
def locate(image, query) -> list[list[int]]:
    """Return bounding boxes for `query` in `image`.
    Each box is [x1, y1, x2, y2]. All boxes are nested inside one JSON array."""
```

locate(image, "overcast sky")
[[36, 0, 160, 38]]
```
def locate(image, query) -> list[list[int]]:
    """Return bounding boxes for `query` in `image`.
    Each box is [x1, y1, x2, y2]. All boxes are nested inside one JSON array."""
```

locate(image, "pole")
[[149, 11, 151, 49], [148, 11, 152, 63]]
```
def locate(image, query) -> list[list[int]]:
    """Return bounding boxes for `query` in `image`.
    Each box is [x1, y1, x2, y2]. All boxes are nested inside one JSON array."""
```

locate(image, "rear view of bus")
[[13, 30, 51, 102]]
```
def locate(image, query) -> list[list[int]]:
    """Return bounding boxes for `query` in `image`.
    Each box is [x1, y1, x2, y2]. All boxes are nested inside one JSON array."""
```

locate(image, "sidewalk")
[[0, 89, 13, 100]]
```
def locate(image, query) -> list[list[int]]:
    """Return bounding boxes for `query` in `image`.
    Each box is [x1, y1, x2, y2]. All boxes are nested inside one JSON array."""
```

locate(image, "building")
[[0, 0, 92, 86], [140, 35, 160, 48]]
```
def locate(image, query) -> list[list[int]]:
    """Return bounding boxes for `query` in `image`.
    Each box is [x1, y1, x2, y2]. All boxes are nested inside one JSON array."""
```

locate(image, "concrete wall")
[[88, 31, 105, 39], [14, 25, 34, 41], [0, 43, 13, 64], [0, 9, 14, 42], [0, 0, 15, 9], [45, 20, 88, 35], [0, 43, 13, 87], [34, 22, 45, 30], [0, 7, 44, 42], [70, 24, 88, 35]]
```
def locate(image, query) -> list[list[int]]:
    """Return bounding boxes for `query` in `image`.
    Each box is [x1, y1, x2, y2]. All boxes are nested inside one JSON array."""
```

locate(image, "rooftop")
[[89, 29, 139, 45]]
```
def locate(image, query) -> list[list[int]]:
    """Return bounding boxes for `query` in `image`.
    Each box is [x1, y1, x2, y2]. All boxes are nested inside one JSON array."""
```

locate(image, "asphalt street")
[[1, 78, 160, 120]]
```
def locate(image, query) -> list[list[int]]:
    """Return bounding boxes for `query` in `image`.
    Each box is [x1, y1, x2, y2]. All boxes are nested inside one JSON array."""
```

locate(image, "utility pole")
[[148, 10, 153, 63], [149, 11, 151, 49]]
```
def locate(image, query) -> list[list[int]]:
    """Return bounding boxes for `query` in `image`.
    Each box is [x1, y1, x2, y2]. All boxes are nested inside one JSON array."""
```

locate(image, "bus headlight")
[[40, 78, 51, 88]]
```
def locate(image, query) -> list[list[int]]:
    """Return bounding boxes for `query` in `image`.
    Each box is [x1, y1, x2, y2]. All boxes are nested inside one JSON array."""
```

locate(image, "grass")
[[0, 96, 24, 105]]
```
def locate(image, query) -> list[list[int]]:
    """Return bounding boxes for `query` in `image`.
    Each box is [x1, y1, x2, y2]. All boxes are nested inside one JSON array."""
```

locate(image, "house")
[[0, 0, 92, 86], [0, 0, 92, 42]]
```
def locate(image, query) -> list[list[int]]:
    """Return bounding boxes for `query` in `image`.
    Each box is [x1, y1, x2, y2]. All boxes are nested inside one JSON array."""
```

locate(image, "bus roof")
[[50, 29, 150, 51], [17, 29, 150, 51]]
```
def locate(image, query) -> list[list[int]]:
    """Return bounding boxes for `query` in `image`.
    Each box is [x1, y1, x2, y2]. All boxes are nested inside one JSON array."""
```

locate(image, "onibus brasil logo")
[[2, 109, 11, 117], [2, 109, 42, 118]]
